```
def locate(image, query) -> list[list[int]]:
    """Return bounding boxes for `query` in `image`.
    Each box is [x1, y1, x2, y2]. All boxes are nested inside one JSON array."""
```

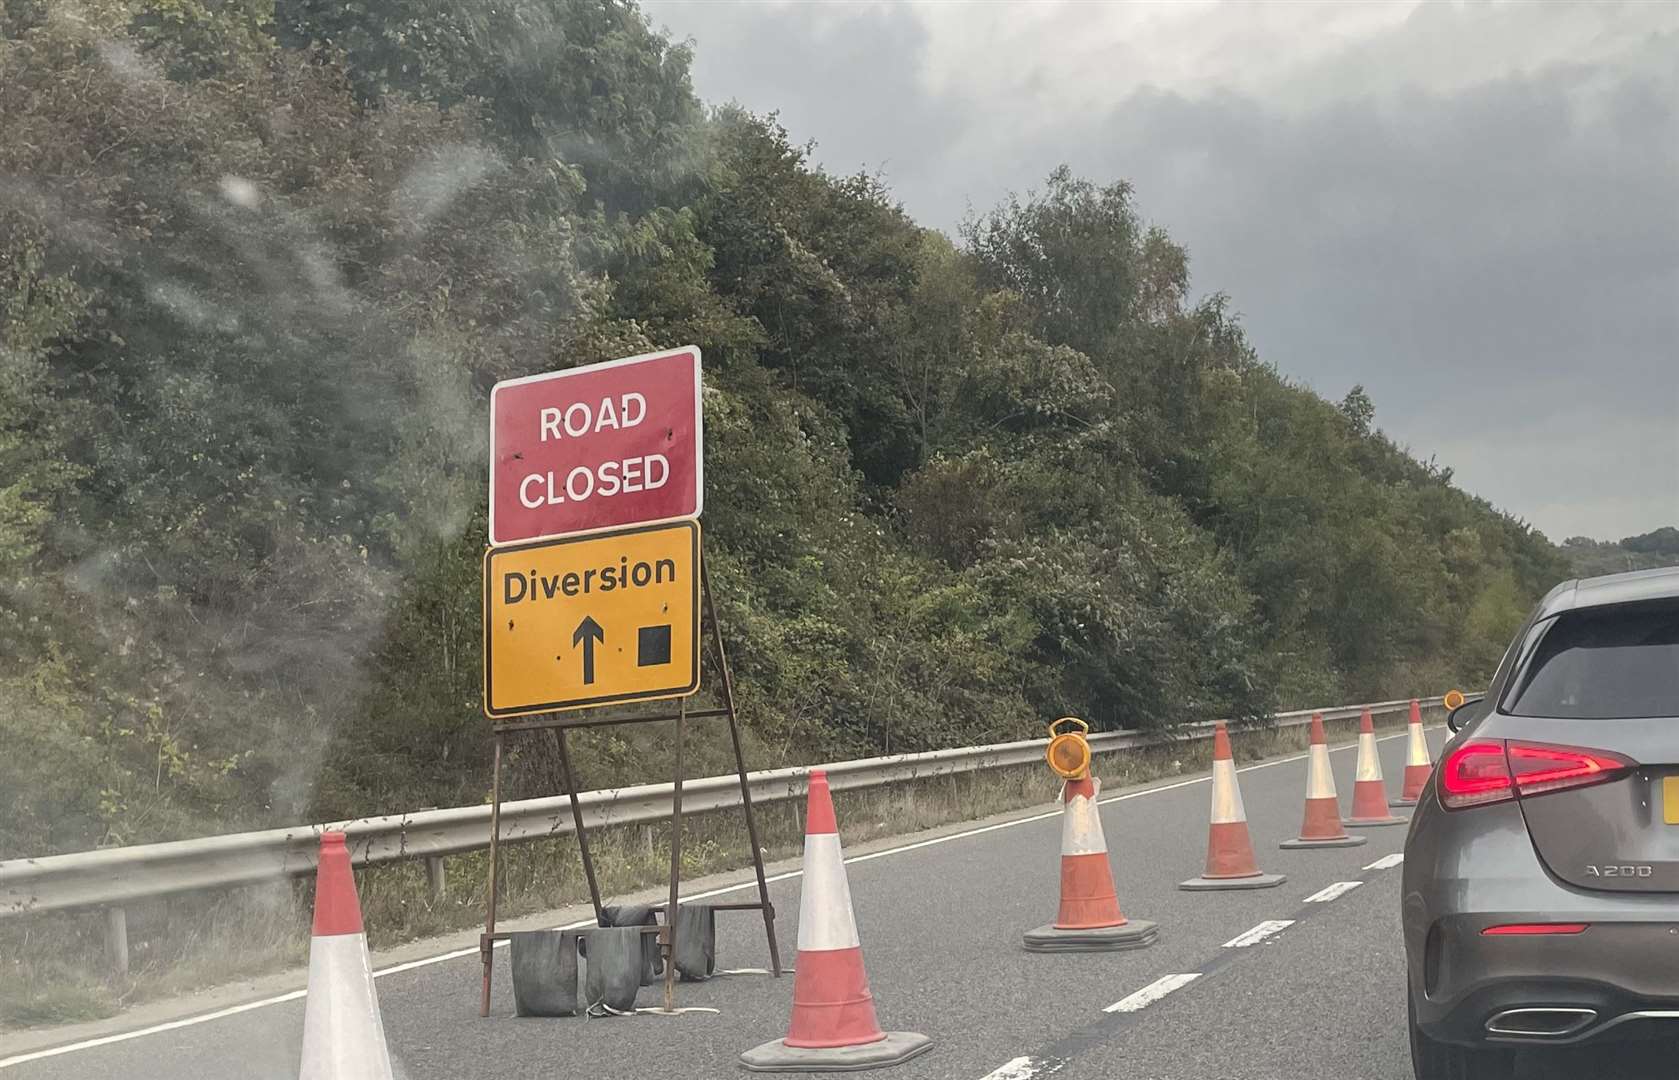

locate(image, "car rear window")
[[1505, 600, 1679, 719]]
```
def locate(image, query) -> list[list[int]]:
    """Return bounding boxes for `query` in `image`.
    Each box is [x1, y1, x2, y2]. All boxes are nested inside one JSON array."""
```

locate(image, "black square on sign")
[[637, 624, 672, 667]]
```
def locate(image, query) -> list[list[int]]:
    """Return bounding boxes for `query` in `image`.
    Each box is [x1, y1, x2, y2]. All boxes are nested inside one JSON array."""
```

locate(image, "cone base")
[[1279, 834, 1368, 849], [1023, 919, 1158, 953], [739, 1031, 933, 1073], [1389, 797, 1419, 808], [1344, 814, 1409, 827], [1179, 872, 1286, 892]]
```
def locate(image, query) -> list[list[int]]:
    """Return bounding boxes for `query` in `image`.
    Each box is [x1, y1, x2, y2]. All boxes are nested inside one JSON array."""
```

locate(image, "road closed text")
[[517, 394, 669, 508], [518, 456, 670, 509]]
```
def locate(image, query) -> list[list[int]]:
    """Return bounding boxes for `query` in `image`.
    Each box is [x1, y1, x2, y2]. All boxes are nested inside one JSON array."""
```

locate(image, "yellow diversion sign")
[[483, 520, 701, 718]]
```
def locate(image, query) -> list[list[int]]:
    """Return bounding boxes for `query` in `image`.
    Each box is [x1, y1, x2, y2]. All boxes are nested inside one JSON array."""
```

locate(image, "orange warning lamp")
[[1443, 689, 1466, 711], [1046, 717, 1092, 780]]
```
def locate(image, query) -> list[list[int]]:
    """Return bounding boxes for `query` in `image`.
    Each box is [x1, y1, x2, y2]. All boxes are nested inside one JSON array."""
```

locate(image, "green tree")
[[275, 0, 704, 213]]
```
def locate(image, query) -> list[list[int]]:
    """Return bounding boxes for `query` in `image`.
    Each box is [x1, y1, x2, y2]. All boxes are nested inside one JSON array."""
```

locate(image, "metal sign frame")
[[477, 548, 781, 1016]]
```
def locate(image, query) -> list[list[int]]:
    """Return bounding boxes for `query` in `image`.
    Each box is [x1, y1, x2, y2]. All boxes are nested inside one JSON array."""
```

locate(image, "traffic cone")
[[1023, 773, 1157, 951], [1345, 707, 1409, 827], [298, 831, 394, 1080], [739, 770, 931, 1073], [1180, 722, 1285, 891], [1280, 714, 1367, 849], [1392, 699, 1432, 807]]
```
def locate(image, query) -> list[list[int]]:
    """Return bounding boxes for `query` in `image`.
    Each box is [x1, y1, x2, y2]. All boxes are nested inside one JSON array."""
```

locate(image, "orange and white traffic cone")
[[739, 770, 931, 1073], [1391, 699, 1432, 807], [1023, 772, 1157, 951], [1345, 707, 1409, 827], [1180, 722, 1285, 891], [298, 831, 394, 1080], [1280, 713, 1367, 849]]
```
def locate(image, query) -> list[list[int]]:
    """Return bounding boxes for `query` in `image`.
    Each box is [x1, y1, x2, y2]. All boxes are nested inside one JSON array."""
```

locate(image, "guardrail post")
[[105, 905, 130, 979], [425, 856, 446, 898]]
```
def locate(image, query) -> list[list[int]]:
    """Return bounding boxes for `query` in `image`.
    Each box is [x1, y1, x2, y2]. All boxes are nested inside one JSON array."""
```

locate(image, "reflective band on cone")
[[1394, 700, 1433, 806], [1345, 708, 1409, 827], [299, 832, 394, 1080], [1181, 723, 1284, 890], [739, 771, 932, 1072], [1280, 714, 1367, 850], [1024, 772, 1157, 951]]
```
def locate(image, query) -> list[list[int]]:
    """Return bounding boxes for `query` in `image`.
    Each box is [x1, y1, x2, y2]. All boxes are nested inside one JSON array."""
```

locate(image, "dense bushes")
[[0, 0, 1567, 858]]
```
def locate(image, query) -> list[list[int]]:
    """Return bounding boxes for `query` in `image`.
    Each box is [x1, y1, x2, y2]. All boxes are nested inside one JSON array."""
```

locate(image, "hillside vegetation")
[[1562, 528, 1679, 578], [0, 0, 1568, 859]]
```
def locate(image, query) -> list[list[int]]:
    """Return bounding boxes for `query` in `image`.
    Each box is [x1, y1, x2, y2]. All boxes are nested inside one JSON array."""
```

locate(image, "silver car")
[[1403, 566, 1679, 1079]]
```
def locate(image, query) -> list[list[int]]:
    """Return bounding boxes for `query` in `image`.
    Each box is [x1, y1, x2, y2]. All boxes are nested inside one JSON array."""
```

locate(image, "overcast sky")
[[642, 0, 1678, 542]]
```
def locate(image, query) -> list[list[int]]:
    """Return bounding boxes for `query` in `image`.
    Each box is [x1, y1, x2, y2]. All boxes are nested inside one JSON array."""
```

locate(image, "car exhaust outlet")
[[1484, 1007, 1598, 1039]]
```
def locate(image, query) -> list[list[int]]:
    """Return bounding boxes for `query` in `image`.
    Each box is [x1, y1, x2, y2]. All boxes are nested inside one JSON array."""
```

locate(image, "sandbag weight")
[[579, 926, 647, 1015], [672, 904, 716, 982], [507, 930, 579, 1017], [599, 904, 663, 985]]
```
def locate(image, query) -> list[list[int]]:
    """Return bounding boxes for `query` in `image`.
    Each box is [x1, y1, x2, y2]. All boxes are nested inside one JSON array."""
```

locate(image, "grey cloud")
[[1062, 54, 1678, 538], [645, 1, 1677, 540], [648, 1, 968, 190]]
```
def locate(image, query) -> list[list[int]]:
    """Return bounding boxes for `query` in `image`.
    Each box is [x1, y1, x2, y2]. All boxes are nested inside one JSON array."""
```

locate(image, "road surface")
[[4, 729, 1670, 1079]]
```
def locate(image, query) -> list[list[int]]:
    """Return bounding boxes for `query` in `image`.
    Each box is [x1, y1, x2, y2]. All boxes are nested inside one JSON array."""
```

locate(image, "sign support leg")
[[552, 725, 604, 923], [663, 700, 686, 1011], [703, 559, 782, 977], [479, 733, 504, 1017]]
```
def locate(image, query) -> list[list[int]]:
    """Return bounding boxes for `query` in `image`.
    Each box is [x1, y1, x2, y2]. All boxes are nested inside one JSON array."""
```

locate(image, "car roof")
[[1536, 564, 1679, 619]]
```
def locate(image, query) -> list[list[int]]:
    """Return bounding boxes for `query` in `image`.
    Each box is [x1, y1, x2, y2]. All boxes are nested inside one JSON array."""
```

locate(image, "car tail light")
[[1440, 740, 1635, 810], [1481, 923, 1589, 936], [1507, 741, 1634, 797], [1440, 740, 1515, 808]]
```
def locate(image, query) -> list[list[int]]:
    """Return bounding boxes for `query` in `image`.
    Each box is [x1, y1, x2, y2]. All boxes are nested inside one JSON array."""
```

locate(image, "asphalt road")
[[5, 728, 1672, 1079]]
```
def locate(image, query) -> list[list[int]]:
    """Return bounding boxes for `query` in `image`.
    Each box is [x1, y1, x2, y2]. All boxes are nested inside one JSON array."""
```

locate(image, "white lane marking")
[[978, 1055, 1060, 1080], [2, 726, 1427, 1070], [0, 992, 309, 1069], [1364, 853, 1404, 871], [1222, 919, 1295, 948], [1104, 972, 1202, 1013], [1304, 880, 1364, 903]]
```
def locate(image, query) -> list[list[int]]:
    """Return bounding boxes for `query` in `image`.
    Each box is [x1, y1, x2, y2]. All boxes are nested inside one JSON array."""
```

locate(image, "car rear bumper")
[[1416, 918, 1679, 1045], [1404, 794, 1679, 1049]]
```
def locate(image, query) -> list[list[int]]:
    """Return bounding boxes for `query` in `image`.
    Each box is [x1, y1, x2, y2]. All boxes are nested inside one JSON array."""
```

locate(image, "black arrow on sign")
[[572, 616, 604, 685]]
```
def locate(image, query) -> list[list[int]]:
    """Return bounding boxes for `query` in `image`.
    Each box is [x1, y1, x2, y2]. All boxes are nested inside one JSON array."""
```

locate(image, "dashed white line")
[[1223, 919, 1295, 948], [1304, 880, 1364, 903], [978, 1055, 1061, 1080], [1104, 972, 1203, 1013], [1364, 853, 1404, 871]]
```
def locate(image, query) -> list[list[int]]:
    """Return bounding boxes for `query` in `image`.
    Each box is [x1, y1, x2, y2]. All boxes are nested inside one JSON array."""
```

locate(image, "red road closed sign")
[[490, 347, 702, 545]]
